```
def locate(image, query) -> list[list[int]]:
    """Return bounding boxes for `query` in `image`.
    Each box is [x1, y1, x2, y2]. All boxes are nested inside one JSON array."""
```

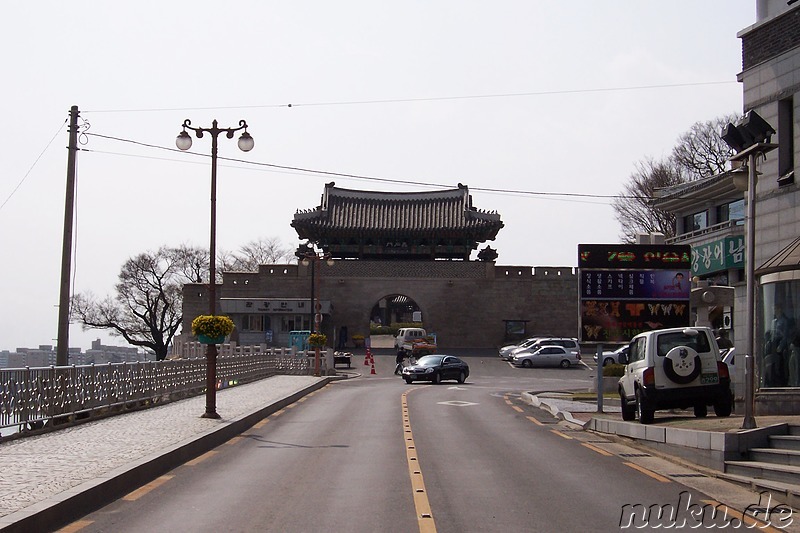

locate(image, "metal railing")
[[0, 351, 312, 439]]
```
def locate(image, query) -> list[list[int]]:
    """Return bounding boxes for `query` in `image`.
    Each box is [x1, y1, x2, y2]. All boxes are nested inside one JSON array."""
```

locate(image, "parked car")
[[618, 326, 733, 424], [401, 355, 469, 384], [509, 337, 581, 360], [512, 345, 581, 368], [594, 345, 629, 366], [499, 336, 550, 360]]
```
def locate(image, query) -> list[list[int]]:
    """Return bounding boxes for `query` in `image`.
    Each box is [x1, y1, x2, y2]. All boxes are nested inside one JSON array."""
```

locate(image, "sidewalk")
[[0, 375, 332, 533], [525, 391, 800, 505]]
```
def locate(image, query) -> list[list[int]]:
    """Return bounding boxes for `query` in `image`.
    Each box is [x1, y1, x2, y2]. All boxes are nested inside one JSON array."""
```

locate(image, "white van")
[[394, 328, 427, 349]]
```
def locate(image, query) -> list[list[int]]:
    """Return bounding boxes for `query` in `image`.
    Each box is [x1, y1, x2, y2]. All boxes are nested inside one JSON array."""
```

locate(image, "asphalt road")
[[66, 354, 767, 532]]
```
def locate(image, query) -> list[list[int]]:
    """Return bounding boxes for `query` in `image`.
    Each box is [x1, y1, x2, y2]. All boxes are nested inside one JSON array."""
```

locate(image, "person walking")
[[394, 348, 407, 375]]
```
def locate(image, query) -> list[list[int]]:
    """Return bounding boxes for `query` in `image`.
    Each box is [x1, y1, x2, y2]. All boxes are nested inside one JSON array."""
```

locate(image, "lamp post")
[[296, 243, 334, 377], [721, 110, 777, 430], [176, 119, 254, 419]]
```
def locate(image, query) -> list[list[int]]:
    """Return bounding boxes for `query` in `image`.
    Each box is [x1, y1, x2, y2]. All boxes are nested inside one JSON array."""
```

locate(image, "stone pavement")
[[0, 374, 331, 533]]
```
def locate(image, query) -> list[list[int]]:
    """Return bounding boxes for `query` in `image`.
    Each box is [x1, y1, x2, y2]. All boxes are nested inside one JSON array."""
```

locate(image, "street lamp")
[[296, 242, 334, 377], [177, 119, 254, 419], [721, 110, 777, 430]]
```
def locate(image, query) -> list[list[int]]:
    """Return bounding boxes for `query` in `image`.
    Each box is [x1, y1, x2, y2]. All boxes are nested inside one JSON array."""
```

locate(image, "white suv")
[[618, 326, 733, 424]]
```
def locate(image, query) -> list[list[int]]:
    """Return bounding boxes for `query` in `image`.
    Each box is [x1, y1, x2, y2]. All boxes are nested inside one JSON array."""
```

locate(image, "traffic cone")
[[365, 347, 373, 366], [370, 359, 376, 375]]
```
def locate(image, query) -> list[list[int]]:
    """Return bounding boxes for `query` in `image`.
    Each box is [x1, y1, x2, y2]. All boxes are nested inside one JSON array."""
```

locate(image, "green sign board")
[[691, 236, 745, 276]]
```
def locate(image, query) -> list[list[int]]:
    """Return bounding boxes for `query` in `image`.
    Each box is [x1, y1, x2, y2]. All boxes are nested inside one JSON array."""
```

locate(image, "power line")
[[84, 131, 643, 202], [84, 80, 736, 114], [0, 119, 68, 213]]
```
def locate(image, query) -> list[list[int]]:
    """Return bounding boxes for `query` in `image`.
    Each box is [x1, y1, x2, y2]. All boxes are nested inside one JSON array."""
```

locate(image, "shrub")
[[602, 363, 626, 378]]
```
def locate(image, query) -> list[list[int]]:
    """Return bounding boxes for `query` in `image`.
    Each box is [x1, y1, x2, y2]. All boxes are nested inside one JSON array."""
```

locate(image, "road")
[[66, 353, 771, 532]]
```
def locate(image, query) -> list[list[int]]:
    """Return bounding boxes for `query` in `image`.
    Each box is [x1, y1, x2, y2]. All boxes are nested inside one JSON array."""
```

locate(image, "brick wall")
[[741, 8, 800, 70], [182, 261, 578, 349]]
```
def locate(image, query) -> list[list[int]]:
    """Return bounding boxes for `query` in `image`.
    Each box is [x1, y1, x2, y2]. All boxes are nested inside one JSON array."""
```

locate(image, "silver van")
[[394, 328, 427, 348]]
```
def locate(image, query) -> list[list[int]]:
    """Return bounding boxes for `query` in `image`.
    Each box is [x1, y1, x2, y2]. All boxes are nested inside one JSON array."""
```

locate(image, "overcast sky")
[[1, 1, 755, 351]]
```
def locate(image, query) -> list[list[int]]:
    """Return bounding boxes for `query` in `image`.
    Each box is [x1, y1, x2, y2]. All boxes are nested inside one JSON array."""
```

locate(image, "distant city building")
[[0, 340, 152, 369]]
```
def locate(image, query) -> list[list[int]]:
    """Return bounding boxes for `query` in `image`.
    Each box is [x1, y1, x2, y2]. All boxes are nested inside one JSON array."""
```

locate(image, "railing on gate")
[[0, 351, 311, 440]]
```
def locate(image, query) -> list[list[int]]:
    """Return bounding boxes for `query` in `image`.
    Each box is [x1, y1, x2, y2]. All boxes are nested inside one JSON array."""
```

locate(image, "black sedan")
[[401, 355, 469, 384]]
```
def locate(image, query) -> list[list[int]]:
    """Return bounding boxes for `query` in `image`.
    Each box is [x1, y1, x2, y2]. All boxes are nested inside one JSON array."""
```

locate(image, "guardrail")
[[0, 351, 312, 440]]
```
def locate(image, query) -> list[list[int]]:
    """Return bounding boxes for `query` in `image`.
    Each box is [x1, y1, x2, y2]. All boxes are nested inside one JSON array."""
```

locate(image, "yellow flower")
[[308, 333, 327, 347], [191, 315, 235, 338]]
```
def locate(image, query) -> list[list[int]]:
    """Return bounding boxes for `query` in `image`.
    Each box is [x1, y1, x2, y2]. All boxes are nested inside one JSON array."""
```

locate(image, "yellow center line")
[[253, 419, 269, 429], [526, 416, 544, 426], [511, 405, 524, 413], [55, 520, 94, 532], [402, 391, 437, 533], [122, 475, 174, 501], [623, 462, 671, 483], [186, 450, 218, 466], [581, 442, 613, 456], [550, 429, 573, 440], [226, 436, 243, 445]]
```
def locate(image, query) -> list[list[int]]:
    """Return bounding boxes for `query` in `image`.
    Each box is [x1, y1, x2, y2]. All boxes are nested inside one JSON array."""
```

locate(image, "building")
[[652, 167, 746, 324], [737, 1, 800, 413], [654, 1, 800, 414], [0, 341, 150, 369], [180, 183, 578, 350], [83, 339, 146, 364]]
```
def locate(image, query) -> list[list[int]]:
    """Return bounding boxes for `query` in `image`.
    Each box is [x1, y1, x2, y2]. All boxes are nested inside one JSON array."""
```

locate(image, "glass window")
[[242, 315, 266, 332], [684, 211, 708, 232], [759, 279, 800, 387], [718, 200, 744, 224], [505, 321, 526, 336]]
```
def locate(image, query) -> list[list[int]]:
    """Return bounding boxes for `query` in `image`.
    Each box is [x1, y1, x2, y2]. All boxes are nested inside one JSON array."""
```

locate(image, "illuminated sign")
[[581, 270, 690, 300], [578, 244, 691, 269], [578, 244, 691, 344], [580, 299, 690, 343]]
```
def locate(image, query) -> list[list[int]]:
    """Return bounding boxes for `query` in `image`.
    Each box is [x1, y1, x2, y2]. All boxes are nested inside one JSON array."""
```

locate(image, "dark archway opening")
[[370, 294, 422, 331]]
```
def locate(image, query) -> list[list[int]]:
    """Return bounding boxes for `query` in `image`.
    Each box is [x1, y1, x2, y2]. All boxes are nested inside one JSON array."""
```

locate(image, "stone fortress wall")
[[182, 260, 578, 350]]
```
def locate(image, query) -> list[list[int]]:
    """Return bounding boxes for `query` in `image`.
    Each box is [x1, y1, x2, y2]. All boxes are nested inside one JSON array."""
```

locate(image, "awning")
[[757, 236, 800, 277]]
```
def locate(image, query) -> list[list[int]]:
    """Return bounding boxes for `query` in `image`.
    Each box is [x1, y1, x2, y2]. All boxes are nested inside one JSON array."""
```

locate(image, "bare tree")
[[612, 158, 685, 243], [71, 247, 195, 360], [70, 237, 295, 357], [671, 114, 737, 181], [222, 237, 295, 271], [168, 244, 208, 283], [614, 114, 737, 242]]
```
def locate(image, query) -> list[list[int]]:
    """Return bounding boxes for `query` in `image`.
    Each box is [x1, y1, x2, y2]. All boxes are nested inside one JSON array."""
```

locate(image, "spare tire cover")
[[663, 346, 702, 385]]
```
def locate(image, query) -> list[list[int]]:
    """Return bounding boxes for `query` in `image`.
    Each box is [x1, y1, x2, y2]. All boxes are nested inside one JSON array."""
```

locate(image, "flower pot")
[[198, 334, 226, 345], [353, 339, 365, 348]]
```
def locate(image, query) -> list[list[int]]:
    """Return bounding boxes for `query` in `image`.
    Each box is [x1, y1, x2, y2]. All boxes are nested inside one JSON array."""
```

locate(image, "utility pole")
[[56, 105, 80, 366]]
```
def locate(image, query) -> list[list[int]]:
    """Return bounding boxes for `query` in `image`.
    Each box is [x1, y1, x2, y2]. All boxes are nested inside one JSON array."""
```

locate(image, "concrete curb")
[[0, 377, 336, 533], [521, 392, 588, 429]]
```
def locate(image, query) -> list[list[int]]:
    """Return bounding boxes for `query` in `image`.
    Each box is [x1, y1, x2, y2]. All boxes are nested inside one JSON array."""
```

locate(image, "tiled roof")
[[292, 183, 503, 239]]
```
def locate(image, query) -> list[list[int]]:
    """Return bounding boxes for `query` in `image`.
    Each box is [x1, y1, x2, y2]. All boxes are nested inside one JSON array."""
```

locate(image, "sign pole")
[[596, 344, 604, 413]]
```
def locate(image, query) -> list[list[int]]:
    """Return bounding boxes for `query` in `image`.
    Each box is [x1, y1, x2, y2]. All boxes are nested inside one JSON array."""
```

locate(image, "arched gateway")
[[179, 182, 578, 350]]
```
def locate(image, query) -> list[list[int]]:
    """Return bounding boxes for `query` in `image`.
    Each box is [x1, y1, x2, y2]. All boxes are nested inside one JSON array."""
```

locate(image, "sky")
[[0, 1, 756, 351]]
